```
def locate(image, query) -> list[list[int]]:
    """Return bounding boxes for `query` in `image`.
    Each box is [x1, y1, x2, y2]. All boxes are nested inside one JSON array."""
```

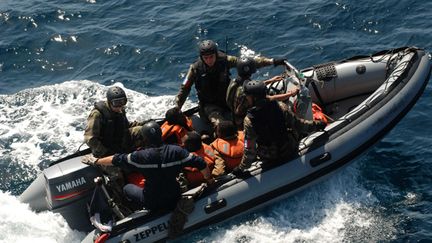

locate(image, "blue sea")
[[1, 0, 431, 242]]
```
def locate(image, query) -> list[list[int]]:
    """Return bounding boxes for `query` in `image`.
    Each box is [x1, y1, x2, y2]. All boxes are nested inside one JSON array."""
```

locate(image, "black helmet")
[[140, 121, 162, 146], [199, 40, 218, 56], [107, 86, 127, 108], [243, 80, 266, 99], [237, 57, 257, 78]]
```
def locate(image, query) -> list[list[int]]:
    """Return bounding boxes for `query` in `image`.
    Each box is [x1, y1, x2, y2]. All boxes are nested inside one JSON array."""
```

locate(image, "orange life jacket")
[[126, 172, 146, 188], [125, 147, 147, 188], [237, 131, 245, 143], [312, 103, 328, 124], [211, 136, 244, 171], [183, 143, 215, 187], [161, 117, 193, 145], [293, 101, 329, 124]]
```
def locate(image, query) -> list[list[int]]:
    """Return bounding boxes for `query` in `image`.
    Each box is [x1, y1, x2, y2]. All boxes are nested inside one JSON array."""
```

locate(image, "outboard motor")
[[20, 156, 101, 232], [274, 60, 313, 120]]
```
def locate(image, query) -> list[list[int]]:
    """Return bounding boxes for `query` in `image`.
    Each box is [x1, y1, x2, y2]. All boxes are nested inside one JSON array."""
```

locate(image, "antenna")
[[225, 36, 228, 55]]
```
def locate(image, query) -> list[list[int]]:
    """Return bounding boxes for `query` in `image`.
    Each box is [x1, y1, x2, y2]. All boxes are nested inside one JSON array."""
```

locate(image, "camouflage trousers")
[[200, 104, 232, 129], [257, 139, 298, 164]]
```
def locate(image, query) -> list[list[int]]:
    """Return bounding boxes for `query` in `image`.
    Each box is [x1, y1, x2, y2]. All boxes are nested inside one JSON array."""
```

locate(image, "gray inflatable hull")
[[20, 47, 432, 242]]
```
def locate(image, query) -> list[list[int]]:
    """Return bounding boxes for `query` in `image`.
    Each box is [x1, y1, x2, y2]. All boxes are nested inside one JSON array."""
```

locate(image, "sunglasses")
[[110, 97, 127, 108]]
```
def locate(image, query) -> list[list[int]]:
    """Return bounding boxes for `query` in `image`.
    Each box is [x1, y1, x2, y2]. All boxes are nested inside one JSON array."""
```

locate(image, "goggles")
[[201, 53, 216, 59], [110, 97, 127, 108]]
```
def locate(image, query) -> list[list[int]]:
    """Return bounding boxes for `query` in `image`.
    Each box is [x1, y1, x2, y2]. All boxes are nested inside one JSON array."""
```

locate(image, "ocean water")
[[1, 0, 431, 242]]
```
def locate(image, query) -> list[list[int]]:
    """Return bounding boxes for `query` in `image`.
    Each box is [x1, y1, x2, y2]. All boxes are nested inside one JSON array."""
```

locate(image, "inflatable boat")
[[19, 46, 431, 243]]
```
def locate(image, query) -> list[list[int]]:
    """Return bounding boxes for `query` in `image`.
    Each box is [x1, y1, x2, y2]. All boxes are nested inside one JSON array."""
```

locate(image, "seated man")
[[84, 86, 145, 202], [125, 125, 146, 188], [232, 80, 326, 176], [161, 107, 194, 145], [85, 121, 214, 211], [181, 131, 225, 187], [210, 121, 244, 176], [84, 86, 143, 157]]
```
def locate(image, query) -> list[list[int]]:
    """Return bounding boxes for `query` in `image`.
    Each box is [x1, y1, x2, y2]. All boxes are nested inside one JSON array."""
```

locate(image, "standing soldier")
[[226, 57, 299, 129], [175, 39, 285, 130], [232, 80, 326, 176], [226, 57, 257, 129]]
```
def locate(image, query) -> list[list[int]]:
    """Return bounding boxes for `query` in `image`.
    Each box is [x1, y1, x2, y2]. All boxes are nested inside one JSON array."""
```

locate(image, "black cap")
[[237, 57, 257, 78], [107, 86, 127, 107], [140, 121, 162, 147], [243, 80, 267, 99], [199, 40, 218, 56]]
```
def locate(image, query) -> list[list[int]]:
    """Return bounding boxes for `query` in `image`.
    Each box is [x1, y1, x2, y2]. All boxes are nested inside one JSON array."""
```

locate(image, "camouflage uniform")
[[84, 101, 143, 158], [225, 57, 276, 129], [226, 77, 249, 129], [176, 53, 275, 127], [237, 100, 320, 170], [128, 125, 145, 151], [84, 101, 145, 206]]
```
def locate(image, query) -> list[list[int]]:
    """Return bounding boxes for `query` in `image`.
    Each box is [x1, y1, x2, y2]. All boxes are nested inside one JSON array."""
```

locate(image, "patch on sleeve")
[[182, 77, 191, 86], [244, 139, 251, 149]]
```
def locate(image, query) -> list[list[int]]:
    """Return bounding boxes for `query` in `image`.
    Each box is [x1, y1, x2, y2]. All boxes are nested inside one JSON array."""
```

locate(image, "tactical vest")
[[194, 51, 230, 108], [226, 78, 243, 112], [94, 101, 129, 153], [247, 100, 289, 145], [184, 144, 216, 187], [161, 117, 193, 145], [211, 136, 244, 170]]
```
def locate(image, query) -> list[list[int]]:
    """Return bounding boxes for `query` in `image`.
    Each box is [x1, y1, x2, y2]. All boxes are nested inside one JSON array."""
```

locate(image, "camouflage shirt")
[[176, 55, 275, 109], [84, 101, 143, 157], [225, 78, 249, 129]]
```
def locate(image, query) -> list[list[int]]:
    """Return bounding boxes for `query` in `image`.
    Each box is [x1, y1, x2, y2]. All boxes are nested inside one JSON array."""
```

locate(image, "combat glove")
[[314, 120, 327, 131], [273, 58, 287, 66], [205, 177, 215, 185], [81, 154, 99, 166], [231, 167, 251, 179]]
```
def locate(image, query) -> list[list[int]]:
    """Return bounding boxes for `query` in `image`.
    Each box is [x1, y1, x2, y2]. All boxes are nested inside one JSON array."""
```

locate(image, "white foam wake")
[[0, 80, 195, 242], [0, 191, 85, 243], [179, 161, 397, 242], [0, 80, 193, 170]]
